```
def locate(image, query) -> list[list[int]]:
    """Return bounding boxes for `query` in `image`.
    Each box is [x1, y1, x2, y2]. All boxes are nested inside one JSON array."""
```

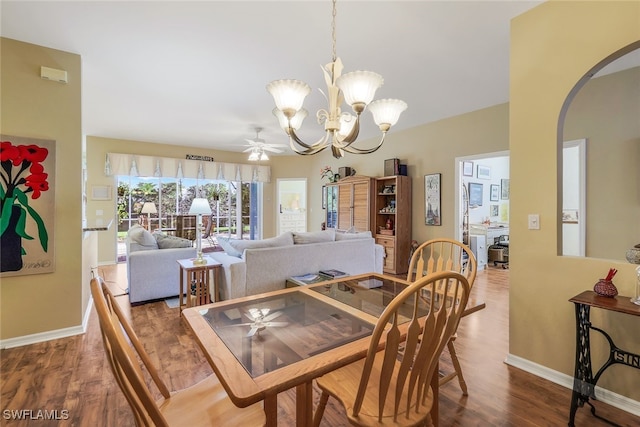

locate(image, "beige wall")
[[1, 38, 83, 340], [510, 0, 640, 400]]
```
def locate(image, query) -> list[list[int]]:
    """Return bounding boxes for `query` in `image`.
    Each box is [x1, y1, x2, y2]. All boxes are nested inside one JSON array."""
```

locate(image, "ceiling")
[[3, 1, 548, 154]]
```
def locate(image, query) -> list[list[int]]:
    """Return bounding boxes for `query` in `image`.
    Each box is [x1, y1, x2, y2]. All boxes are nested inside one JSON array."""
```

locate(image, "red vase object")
[[593, 279, 618, 297]]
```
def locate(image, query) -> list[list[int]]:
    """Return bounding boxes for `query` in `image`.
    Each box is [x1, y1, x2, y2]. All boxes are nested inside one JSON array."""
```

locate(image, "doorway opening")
[[456, 151, 510, 270]]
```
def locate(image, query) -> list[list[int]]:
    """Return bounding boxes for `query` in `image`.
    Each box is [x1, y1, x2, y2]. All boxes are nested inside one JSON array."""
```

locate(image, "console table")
[[568, 291, 640, 426]]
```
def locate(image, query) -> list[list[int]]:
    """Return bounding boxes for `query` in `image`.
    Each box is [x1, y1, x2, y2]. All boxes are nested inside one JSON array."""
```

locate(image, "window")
[[116, 176, 261, 260]]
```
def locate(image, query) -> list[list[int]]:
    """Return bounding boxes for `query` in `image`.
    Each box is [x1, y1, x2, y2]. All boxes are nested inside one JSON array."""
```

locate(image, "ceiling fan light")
[[368, 98, 408, 129], [336, 70, 383, 106], [260, 151, 269, 161], [266, 79, 311, 114], [248, 150, 260, 161]]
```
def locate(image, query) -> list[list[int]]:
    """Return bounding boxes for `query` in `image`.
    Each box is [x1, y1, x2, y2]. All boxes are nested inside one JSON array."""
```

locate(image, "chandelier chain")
[[331, 0, 337, 62]]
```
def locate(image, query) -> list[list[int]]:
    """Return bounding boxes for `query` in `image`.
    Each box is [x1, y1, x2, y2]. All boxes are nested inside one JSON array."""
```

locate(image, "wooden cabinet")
[[327, 176, 375, 233], [374, 175, 411, 275]]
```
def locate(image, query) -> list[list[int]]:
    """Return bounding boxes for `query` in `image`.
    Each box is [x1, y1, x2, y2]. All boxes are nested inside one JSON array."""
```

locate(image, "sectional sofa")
[[209, 229, 384, 300]]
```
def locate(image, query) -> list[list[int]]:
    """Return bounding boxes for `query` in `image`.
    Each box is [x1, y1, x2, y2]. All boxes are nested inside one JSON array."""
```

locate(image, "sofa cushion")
[[335, 230, 372, 240], [127, 225, 158, 251], [219, 232, 294, 258], [152, 231, 193, 249], [292, 229, 335, 244]]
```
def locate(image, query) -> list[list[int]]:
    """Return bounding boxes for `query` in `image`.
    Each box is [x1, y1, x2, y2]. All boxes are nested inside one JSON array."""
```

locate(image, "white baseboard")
[[505, 353, 640, 417], [0, 298, 94, 350]]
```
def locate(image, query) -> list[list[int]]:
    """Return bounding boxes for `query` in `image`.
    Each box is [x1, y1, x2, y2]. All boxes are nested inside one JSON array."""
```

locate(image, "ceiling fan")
[[221, 307, 288, 337], [243, 127, 287, 160]]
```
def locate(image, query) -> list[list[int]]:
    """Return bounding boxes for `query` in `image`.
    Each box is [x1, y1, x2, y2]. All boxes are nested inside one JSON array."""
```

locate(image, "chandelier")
[[266, 0, 407, 159]]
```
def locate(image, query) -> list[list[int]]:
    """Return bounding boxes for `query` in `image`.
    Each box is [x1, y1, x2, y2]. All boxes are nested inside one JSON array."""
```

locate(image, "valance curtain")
[[104, 153, 271, 183]]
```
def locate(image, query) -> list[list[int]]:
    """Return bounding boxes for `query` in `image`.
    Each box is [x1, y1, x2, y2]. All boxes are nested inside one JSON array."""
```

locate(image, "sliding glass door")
[[116, 176, 261, 260]]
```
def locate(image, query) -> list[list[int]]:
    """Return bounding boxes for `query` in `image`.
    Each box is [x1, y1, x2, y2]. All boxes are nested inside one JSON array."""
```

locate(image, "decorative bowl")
[[625, 245, 640, 264]]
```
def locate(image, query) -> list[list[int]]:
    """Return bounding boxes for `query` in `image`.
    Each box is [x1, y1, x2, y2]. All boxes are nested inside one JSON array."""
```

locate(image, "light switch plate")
[[528, 214, 540, 230]]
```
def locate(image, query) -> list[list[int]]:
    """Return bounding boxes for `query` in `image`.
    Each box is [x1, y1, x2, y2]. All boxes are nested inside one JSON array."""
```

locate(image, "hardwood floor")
[[1, 265, 638, 426]]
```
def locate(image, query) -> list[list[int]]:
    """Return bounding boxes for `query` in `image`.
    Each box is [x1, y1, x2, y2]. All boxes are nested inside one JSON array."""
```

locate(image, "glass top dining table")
[[182, 273, 446, 427], [198, 274, 431, 379]]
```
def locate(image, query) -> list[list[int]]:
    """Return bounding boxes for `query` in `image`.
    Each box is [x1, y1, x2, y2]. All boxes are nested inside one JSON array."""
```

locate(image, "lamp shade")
[[368, 98, 408, 127], [336, 70, 383, 106], [141, 202, 157, 214], [188, 198, 212, 215], [267, 79, 311, 113]]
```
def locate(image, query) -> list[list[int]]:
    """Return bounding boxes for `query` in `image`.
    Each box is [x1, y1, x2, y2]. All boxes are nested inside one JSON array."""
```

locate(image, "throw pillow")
[[217, 236, 243, 258], [152, 231, 193, 249], [127, 225, 158, 250], [335, 230, 372, 240], [292, 228, 336, 244]]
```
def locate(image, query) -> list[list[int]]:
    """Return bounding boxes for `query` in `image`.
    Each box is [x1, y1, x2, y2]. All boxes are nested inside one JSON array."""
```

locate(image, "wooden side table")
[[177, 257, 222, 313]]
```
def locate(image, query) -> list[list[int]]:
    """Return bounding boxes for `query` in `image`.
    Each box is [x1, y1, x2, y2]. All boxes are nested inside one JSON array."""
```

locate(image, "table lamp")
[[189, 198, 212, 265], [140, 202, 157, 231]]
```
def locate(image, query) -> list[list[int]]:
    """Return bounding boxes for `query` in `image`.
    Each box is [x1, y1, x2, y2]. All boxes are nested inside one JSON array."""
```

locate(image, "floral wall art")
[[1, 136, 56, 276]]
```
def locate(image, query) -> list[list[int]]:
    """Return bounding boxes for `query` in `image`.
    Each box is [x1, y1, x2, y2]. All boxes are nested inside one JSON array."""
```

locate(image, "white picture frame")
[[477, 165, 491, 179]]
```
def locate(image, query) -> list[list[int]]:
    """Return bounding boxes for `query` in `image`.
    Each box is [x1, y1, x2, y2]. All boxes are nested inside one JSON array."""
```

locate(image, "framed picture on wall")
[[462, 161, 474, 177], [477, 165, 491, 179], [424, 173, 441, 226], [490, 184, 500, 201], [469, 182, 483, 206], [501, 179, 510, 200]]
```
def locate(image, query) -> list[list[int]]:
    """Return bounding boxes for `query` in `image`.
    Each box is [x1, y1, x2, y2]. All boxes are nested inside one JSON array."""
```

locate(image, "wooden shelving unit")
[[374, 175, 411, 275]]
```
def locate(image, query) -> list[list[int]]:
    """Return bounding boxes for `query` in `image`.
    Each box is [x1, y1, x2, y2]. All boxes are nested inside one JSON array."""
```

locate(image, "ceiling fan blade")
[[242, 147, 254, 152], [262, 147, 284, 153], [219, 322, 254, 328], [266, 143, 288, 148], [247, 327, 259, 337], [264, 322, 288, 327], [263, 311, 283, 322], [245, 139, 258, 145]]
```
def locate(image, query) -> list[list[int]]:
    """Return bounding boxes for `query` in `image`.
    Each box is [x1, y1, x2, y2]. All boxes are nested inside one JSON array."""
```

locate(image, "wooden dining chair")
[[312, 270, 470, 427], [90, 277, 265, 427], [406, 238, 477, 395]]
